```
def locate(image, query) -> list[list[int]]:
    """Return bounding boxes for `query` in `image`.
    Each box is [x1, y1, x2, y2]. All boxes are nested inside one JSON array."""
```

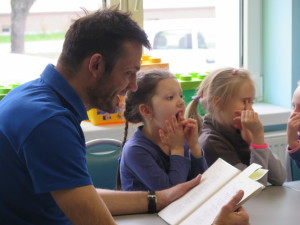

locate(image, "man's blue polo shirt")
[[0, 64, 92, 225]]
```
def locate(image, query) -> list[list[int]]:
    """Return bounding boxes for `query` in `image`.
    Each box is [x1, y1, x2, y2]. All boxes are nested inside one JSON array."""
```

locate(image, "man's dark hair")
[[59, 6, 151, 73]]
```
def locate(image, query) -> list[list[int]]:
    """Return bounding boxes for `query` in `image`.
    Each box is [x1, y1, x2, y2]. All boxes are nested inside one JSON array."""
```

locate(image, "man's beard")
[[87, 76, 119, 113]]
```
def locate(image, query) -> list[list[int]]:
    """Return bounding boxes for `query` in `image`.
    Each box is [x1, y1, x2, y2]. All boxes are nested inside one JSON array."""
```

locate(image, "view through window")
[[0, 0, 241, 84], [142, 0, 241, 74]]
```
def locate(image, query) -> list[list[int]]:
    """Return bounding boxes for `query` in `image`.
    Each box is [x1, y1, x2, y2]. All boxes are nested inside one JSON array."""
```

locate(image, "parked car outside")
[[143, 18, 216, 74]]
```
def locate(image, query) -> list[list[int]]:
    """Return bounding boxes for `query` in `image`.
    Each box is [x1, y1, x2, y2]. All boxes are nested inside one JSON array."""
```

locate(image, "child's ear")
[[139, 104, 153, 119], [212, 96, 221, 109]]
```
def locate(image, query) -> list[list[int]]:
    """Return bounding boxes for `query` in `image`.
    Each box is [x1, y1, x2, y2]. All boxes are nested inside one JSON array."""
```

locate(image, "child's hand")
[[240, 110, 264, 145], [179, 113, 202, 158], [233, 111, 253, 144], [233, 100, 264, 145], [287, 112, 300, 149], [159, 115, 185, 156]]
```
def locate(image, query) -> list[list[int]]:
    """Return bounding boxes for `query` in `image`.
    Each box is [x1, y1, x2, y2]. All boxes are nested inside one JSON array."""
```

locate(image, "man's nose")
[[127, 75, 137, 92]]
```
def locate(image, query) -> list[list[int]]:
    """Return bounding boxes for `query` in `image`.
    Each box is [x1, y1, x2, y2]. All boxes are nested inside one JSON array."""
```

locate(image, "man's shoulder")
[[0, 82, 72, 141]]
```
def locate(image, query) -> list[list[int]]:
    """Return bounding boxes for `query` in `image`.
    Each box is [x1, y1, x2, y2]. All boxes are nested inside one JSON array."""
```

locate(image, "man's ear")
[[88, 53, 104, 78], [139, 104, 153, 119]]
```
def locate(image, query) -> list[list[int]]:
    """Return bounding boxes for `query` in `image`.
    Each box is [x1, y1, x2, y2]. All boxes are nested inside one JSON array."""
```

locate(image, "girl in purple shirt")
[[118, 70, 207, 191]]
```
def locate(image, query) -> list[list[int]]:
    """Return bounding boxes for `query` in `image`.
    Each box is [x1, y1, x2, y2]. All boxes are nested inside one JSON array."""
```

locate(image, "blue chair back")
[[86, 138, 122, 189]]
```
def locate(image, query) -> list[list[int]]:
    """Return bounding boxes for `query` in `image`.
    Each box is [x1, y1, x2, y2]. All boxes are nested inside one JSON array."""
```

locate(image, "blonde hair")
[[185, 67, 254, 130]]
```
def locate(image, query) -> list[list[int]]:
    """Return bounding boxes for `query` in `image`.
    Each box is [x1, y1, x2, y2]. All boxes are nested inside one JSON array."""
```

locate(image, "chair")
[[85, 138, 122, 189]]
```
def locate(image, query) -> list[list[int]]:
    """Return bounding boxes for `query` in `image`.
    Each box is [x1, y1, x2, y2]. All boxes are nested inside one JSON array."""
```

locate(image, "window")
[[1, 0, 263, 101], [111, 0, 263, 100], [140, 0, 241, 76], [153, 30, 193, 50], [0, 0, 102, 85]]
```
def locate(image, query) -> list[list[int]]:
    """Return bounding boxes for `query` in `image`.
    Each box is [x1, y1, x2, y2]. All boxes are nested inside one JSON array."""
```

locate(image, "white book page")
[[180, 175, 264, 225], [158, 158, 240, 225]]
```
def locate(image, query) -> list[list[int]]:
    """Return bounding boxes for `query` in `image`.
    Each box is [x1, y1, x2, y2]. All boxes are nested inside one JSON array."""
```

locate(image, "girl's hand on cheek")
[[233, 111, 252, 143], [287, 112, 300, 148], [177, 112, 197, 144], [240, 110, 264, 145], [159, 116, 185, 156], [183, 118, 202, 158]]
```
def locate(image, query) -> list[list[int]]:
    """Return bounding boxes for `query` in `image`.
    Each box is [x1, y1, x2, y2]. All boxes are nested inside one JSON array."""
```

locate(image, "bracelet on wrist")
[[147, 190, 157, 213], [250, 142, 268, 149]]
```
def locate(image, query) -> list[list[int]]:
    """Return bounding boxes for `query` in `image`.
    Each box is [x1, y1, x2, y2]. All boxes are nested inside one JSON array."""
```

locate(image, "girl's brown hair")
[[116, 69, 175, 189]]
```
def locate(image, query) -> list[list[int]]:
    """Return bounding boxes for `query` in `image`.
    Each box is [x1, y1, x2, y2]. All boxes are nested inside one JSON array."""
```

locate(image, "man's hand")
[[212, 190, 250, 225], [156, 174, 201, 210]]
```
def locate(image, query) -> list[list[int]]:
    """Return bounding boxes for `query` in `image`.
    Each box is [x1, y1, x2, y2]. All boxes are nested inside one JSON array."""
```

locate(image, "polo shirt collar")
[[40, 64, 88, 121]]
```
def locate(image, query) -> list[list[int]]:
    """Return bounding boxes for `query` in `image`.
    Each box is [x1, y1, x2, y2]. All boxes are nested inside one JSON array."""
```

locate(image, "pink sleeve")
[[287, 141, 300, 154]]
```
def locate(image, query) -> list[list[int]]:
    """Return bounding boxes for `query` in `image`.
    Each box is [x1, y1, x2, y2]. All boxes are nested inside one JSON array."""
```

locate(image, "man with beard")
[[0, 7, 249, 225]]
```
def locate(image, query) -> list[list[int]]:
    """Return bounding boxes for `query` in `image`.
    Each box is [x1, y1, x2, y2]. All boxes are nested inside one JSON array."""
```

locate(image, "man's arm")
[[51, 176, 249, 225], [51, 185, 116, 225], [99, 174, 202, 215], [51, 175, 201, 225]]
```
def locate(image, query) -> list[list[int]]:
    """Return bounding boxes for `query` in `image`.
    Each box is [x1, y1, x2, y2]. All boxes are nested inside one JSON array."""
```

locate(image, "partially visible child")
[[119, 69, 207, 191], [286, 81, 300, 167], [185, 67, 286, 186]]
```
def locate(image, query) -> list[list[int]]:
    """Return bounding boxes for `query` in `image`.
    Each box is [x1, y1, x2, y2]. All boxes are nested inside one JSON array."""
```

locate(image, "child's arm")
[[241, 109, 286, 185], [250, 144, 286, 186], [233, 103, 285, 185], [180, 115, 203, 158], [122, 143, 192, 191]]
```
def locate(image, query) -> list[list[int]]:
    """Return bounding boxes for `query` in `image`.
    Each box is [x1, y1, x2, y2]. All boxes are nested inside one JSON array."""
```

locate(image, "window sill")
[[81, 103, 291, 142], [253, 103, 291, 126]]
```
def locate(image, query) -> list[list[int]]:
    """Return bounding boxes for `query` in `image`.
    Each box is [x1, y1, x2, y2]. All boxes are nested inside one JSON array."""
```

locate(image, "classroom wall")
[[263, 0, 300, 108], [291, 1, 300, 91]]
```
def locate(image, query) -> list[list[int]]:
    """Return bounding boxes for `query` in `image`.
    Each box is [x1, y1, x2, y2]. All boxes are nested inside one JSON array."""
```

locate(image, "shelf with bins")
[[176, 72, 209, 116], [0, 83, 22, 101], [140, 54, 169, 71]]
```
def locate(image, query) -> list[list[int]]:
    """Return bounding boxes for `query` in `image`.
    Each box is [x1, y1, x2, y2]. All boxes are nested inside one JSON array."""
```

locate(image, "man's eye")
[[127, 71, 134, 76]]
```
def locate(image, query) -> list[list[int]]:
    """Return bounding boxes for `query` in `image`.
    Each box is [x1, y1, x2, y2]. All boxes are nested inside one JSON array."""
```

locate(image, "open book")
[[158, 158, 268, 225]]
